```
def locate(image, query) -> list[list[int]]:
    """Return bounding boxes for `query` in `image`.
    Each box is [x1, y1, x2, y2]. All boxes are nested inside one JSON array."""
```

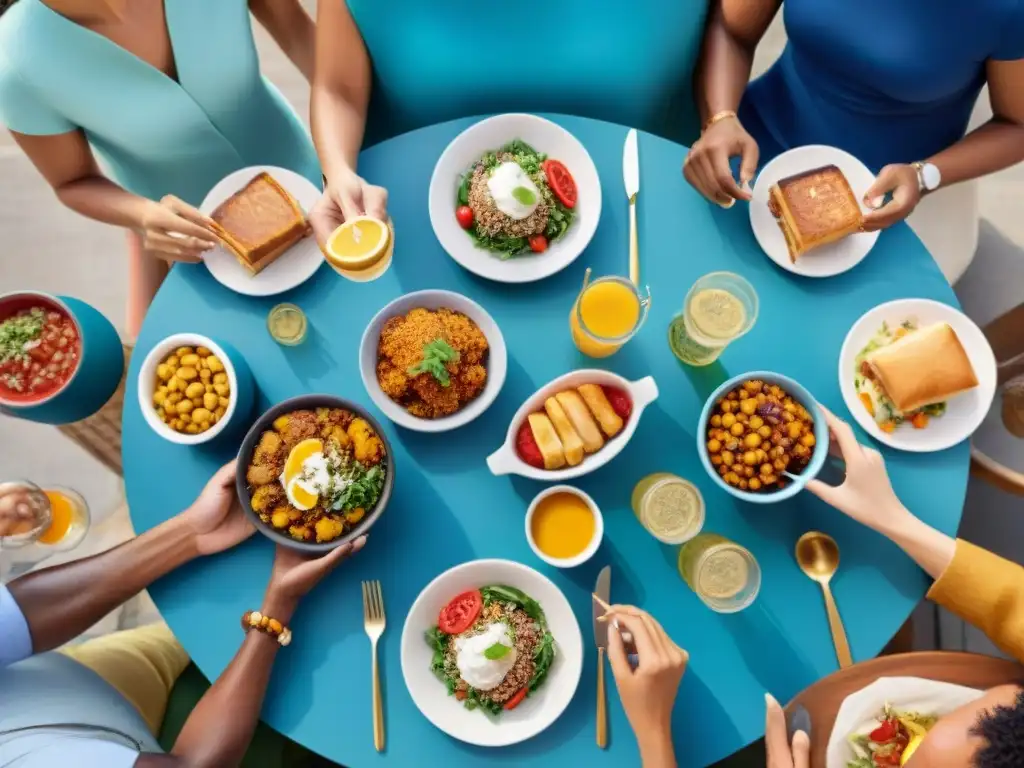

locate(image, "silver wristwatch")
[[911, 161, 941, 194]]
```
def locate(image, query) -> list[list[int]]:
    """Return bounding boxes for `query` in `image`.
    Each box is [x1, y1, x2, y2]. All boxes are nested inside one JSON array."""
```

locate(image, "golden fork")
[[362, 580, 386, 752]]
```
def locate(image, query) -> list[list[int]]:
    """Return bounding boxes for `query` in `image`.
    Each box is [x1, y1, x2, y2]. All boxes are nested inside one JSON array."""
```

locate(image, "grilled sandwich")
[[768, 164, 862, 262]]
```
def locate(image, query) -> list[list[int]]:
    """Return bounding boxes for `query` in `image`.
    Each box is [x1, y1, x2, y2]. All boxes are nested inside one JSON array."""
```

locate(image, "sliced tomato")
[[529, 235, 548, 253], [438, 590, 483, 635], [504, 688, 528, 710], [454, 689, 467, 701], [515, 422, 545, 468], [869, 719, 898, 743], [602, 386, 633, 422], [455, 205, 474, 229], [543, 160, 577, 209]]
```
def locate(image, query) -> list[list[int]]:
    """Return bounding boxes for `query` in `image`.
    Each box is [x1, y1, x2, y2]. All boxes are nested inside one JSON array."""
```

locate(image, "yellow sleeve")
[[926, 539, 1024, 662]]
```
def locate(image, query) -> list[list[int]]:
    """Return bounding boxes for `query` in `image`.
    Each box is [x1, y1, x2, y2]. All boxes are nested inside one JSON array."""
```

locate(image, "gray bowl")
[[235, 394, 395, 553]]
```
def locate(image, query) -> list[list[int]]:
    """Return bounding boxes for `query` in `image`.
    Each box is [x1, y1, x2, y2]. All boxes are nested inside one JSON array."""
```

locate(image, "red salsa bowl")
[[0, 294, 82, 406]]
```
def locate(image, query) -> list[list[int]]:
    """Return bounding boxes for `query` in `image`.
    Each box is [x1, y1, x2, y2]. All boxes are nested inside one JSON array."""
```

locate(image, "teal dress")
[[0, 0, 320, 207], [346, 0, 708, 146]]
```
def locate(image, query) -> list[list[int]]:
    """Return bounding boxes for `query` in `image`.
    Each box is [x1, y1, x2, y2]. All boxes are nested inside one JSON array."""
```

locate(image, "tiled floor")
[[1, 6, 1020, 646]]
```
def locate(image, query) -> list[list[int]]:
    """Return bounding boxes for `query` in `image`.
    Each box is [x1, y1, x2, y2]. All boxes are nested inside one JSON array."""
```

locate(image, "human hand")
[[604, 604, 688, 752], [765, 693, 809, 768], [309, 169, 389, 251], [861, 164, 922, 231], [139, 195, 219, 263], [683, 116, 759, 207], [177, 461, 255, 556], [805, 407, 911, 532], [267, 535, 367, 604]]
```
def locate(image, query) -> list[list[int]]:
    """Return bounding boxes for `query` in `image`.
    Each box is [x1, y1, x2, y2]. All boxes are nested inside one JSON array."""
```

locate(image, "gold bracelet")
[[703, 110, 738, 134], [241, 610, 293, 647]]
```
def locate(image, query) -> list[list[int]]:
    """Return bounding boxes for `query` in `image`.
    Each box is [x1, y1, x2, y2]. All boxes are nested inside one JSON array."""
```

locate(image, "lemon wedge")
[[901, 734, 924, 765], [283, 438, 323, 483], [325, 216, 390, 271]]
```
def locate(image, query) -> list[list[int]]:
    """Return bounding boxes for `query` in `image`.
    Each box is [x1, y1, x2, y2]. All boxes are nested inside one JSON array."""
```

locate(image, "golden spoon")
[[795, 531, 853, 668]]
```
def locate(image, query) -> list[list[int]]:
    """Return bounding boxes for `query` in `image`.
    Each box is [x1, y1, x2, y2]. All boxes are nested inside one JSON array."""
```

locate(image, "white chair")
[[906, 180, 980, 285]]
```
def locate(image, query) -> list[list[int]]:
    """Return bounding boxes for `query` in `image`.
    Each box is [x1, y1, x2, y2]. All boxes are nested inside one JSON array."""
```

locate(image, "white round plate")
[[838, 298, 997, 452], [359, 289, 507, 432], [750, 145, 880, 278], [400, 559, 583, 747], [199, 165, 324, 297], [429, 114, 601, 283]]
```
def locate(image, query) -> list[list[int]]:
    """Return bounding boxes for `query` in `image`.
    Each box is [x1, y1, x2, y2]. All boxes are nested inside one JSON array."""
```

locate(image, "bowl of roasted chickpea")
[[697, 372, 828, 503], [137, 333, 254, 445]]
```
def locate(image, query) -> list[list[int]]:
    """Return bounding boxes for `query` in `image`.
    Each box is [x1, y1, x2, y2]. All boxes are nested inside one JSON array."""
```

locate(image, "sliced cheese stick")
[[555, 390, 604, 454], [528, 413, 566, 470], [577, 384, 624, 438], [544, 397, 585, 466]]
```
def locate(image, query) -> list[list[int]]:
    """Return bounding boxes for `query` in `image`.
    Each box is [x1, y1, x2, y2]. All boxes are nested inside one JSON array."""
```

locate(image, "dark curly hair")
[[972, 688, 1024, 768], [0, 0, 17, 17]]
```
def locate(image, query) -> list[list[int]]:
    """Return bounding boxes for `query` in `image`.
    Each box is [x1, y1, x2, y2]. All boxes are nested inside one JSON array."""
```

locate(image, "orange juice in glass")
[[38, 487, 90, 549], [570, 270, 650, 358]]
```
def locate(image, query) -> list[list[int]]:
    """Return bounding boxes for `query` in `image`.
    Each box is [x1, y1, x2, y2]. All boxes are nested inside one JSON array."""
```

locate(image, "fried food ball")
[[348, 418, 384, 465]]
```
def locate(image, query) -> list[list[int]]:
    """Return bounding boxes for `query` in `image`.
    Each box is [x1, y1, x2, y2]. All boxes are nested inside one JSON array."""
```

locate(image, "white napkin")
[[826, 676, 984, 768]]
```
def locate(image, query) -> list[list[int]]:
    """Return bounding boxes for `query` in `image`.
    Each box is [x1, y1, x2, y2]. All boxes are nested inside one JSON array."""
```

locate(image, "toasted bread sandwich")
[[768, 165, 862, 262], [210, 172, 310, 275], [865, 322, 979, 412]]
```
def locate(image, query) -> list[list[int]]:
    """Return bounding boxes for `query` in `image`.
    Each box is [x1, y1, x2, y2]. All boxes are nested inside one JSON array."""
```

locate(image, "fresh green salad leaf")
[[407, 338, 460, 387], [481, 585, 545, 625], [457, 174, 471, 206], [484, 642, 512, 661], [0, 308, 44, 365], [329, 462, 385, 512], [529, 632, 556, 692]]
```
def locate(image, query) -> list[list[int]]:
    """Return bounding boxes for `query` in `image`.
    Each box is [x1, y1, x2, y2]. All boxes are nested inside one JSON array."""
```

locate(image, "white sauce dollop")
[[487, 162, 540, 221], [455, 621, 517, 691]]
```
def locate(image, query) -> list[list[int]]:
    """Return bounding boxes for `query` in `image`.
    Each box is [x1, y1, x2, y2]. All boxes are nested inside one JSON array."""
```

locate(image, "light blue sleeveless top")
[[345, 0, 709, 145], [0, 0, 321, 206]]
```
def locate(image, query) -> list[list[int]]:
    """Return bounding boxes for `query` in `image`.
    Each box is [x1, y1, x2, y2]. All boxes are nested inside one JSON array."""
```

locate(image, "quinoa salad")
[[426, 585, 556, 716], [454, 140, 577, 260]]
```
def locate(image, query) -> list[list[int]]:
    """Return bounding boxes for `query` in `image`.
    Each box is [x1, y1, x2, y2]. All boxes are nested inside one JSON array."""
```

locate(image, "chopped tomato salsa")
[[0, 299, 81, 403]]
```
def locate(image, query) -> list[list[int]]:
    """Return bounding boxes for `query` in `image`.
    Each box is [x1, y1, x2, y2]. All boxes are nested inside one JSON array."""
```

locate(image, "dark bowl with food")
[[697, 371, 828, 504], [235, 394, 395, 552]]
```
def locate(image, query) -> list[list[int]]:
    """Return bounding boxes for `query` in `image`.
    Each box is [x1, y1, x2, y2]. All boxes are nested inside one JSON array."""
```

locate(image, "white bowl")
[[400, 559, 583, 747], [524, 485, 603, 568], [750, 145, 880, 278], [429, 114, 601, 283], [838, 298, 997, 452], [359, 290, 507, 432], [137, 333, 240, 445], [487, 370, 659, 480]]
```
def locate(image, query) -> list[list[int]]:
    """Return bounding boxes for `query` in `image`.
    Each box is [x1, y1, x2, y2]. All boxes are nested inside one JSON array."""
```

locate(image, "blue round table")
[[123, 115, 968, 767]]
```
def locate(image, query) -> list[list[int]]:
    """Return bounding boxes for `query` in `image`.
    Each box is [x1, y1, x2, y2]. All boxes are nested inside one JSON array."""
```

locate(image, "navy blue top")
[[740, 0, 1024, 170]]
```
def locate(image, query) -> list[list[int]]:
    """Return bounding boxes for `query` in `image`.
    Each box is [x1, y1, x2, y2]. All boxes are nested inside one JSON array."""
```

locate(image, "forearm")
[[8, 516, 198, 653], [169, 588, 297, 768], [927, 119, 1024, 187], [311, 85, 368, 181], [875, 509, 957, 580], [695, 14, 756, 123], [638, 727, 678, 768], [55, 175, 152, 230]]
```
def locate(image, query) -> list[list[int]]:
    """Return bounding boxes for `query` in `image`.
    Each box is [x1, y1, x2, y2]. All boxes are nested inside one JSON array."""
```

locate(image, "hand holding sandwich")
[[139, 195, 220, 263], [861, 163, 922, 232], [807, 406, 956, 580], [310, 169, 389, 251]]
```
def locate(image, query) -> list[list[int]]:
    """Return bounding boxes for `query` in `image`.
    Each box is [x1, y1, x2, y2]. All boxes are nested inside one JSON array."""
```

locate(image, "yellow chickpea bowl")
[[137, 333, 254, 445], [697, 372, 828, 504]]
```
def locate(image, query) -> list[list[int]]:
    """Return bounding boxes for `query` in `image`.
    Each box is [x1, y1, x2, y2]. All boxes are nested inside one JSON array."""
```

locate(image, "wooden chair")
[[786, 652, 1024, 766], [970, 303, 1024, 496]]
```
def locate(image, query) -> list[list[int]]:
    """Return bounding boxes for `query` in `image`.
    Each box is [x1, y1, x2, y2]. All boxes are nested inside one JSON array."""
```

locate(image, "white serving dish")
[[428, 113, 601, 284], [524, 485, 604, 568], [400, 559, 583, 747], [486, 370, 658, 480], [359, 289, 507, 433], [838, 298, 997, 452], [199, 165, 324, 297], [137, 333, 240, 446]]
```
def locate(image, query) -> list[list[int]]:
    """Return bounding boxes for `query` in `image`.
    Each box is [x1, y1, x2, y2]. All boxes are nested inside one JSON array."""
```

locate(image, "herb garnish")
[[408, 338, 459, 387], [0, 308, 44, 365], [483, 642, 512, 661]]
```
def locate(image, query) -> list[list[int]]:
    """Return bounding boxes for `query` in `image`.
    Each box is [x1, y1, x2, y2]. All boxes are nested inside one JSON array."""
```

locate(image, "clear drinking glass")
[[267, 303, 308, 346], [668, 272, 759, 366], [630, 473, 705, 544], [677, 533, 761, 613], [570, 270, 651, 358]]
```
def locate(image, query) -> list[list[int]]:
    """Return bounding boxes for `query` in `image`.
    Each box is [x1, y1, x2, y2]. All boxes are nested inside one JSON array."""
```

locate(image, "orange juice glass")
[[570, 272, 651, 358], [38, 487, 90, 551]]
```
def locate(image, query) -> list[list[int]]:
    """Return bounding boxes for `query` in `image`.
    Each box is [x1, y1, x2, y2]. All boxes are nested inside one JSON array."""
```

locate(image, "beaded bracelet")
[[702, 109, 738, 135], [241, 610, 293, 647]]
